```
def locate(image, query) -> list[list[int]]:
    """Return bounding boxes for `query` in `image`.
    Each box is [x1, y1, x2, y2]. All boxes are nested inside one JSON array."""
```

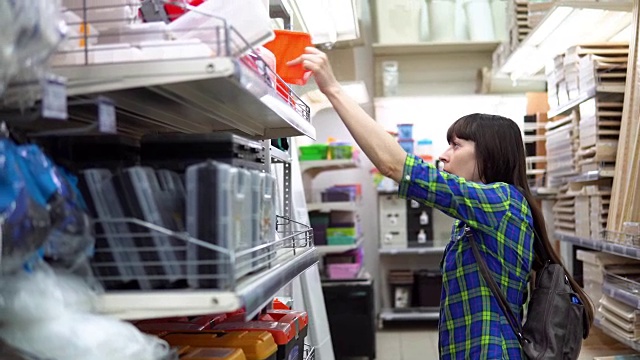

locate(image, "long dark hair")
[[447, 113, 594, 335]]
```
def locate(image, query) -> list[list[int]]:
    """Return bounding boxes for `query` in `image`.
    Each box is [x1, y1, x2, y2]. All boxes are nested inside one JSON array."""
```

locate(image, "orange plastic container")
[[181, 347, 246, 360], [263, 30, 313, 86], [163, 331, 277, 360]]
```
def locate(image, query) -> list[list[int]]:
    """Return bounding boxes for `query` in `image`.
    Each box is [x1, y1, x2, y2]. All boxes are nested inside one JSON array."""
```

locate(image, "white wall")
[[374, 94, 528, 159]]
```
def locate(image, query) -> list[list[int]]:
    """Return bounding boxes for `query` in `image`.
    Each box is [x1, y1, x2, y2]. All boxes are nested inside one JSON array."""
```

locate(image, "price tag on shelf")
[[98, 98, 117, 134], [41, 77, 67, 120]]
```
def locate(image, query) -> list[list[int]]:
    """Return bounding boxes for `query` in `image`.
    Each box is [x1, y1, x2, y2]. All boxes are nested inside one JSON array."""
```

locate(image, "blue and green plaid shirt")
[[398, 154, 534, 359]]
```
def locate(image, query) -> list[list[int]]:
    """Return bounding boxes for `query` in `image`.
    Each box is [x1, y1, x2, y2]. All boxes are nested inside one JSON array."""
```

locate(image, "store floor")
[[375, 325, 638, 359]]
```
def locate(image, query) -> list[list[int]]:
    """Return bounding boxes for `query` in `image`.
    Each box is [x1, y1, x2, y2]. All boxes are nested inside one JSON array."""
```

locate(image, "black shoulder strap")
[[465, 227, 525, 344]]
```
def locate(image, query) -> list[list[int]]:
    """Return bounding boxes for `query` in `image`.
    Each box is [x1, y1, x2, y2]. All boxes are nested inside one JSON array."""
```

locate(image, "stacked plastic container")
[[396, 124, 414, 154]]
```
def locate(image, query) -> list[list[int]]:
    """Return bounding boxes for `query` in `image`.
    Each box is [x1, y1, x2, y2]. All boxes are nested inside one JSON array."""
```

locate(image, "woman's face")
[[439, 136, 482, 183]]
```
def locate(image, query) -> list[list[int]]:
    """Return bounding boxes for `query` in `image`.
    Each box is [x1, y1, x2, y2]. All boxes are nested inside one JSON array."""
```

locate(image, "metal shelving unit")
[[379, 246, 446, 255], [372, 41, 500, 56], [52, 57, 316, 140]]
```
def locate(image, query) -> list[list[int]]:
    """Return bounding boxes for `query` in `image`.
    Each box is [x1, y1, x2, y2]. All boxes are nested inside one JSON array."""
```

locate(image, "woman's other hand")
[[287, 47, 341, 96]]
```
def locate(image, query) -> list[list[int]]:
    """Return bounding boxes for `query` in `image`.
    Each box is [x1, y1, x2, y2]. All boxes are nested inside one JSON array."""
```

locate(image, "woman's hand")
[[287, 47, 341, 96]]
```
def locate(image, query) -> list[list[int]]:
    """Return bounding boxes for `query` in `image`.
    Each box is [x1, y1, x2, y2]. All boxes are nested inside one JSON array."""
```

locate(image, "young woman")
[[289, 48, 594, 359]]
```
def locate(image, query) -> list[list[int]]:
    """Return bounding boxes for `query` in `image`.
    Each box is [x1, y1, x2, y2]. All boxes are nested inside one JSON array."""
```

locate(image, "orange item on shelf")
[[163, 331, 277, 360], [263, 30, 313, 86], [272, 299, 290, 310], [181, 347, 246, 360]]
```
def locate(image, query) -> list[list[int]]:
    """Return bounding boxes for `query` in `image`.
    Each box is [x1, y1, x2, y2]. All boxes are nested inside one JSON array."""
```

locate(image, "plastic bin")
[[328, 143, 353, 160], [396, 124, 414, 140], [327, 227, 357, 238], [464, 0, 496, 41], [427, 0, 457, 41], [327, 235, 357, 246], [298, 144, 329, 161], [398, 139, 414, 154], [263, 30, 312, 85], [327, 263, 362, 279], [413, 270, 442, 307]]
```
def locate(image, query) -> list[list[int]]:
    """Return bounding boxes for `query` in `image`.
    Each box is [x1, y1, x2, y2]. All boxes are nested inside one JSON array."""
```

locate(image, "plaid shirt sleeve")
[[398, 154, 514, 236]]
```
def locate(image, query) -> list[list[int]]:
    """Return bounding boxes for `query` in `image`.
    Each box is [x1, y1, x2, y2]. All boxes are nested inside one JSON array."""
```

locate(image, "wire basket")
[[90, 215, 313, 291], [53, 0, 310, 121]]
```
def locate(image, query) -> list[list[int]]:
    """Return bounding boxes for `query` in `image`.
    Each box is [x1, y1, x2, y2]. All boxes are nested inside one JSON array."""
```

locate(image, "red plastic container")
[[263, 30, 313, 86], [164, 0, 206, 21]]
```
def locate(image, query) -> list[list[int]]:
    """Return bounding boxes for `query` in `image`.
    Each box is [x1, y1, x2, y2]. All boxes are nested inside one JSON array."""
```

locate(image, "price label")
[[98, 99, 117, 134], [41, 78, 67, 120]]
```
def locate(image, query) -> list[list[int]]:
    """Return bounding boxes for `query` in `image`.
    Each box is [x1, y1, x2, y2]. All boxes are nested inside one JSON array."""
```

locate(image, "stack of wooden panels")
[[592, 192, 611, 240], [527, 1, 554, 29], [564, 180, 612, 238], [577, 95, 624, 173], [547, 53, 567, 110], [553, 185, 576, 235], [509, 0, 531, 51], [545, 111, 579, 188], [599, 295, 640, 342], [578, 44, 630, 91]]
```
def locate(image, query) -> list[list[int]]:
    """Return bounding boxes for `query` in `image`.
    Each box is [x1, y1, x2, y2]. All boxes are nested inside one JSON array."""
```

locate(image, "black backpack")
[[466, 227, 587, 360]]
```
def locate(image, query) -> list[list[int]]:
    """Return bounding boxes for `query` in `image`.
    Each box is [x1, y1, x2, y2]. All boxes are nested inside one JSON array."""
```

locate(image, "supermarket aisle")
[[375, 326, 638, 360]]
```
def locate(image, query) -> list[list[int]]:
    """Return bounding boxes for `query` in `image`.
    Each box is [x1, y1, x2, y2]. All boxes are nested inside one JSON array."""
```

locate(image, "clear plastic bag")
[[0, 0, 66, 99], [0, 269, 175, 360]]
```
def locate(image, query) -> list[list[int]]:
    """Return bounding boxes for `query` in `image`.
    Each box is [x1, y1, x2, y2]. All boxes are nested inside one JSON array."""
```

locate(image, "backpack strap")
[[465, 227, 527, 345]]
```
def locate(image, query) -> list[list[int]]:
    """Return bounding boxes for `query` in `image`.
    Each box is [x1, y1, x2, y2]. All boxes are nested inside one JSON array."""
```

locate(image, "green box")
[[327, 227, 357, 237], [299, 144, 329, 161], [327, 235, 357, 246], [328, 145, 352, 159]]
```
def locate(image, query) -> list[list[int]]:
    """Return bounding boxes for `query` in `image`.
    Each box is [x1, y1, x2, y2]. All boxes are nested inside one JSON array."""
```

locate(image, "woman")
[[289, 48, 594, 359]]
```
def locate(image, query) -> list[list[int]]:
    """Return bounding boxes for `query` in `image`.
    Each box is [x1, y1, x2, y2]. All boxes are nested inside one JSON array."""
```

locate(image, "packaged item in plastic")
[[0, 269, 174, 360], [186, 161, 236, 289]]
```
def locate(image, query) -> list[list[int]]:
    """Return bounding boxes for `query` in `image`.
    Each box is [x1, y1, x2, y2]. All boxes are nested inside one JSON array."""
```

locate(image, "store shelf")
[[380, 307, 440, 322], [300, 159, 358, 175], [316, 236, 364, 255], [566, 169, 615, 183], [96, 247, 319, 321], [379, 246, 446, 255], [307, 201, 358, 212], [372, 41, 500, 56], [270, 146, 291, 163], [602, 282, 640, 309], [556, 233, 640, 261], [52, 57, 315, 140], [595, 318, 640, 352]]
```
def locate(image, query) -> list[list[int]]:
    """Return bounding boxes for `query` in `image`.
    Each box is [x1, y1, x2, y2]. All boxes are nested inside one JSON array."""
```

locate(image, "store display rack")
[[547, 85, 625, 118]]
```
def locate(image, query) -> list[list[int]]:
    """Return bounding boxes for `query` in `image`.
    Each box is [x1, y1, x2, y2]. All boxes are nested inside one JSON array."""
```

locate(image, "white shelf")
[[307, 201, 358, 212], [379, 247, 446, 255], [316, 237, 364, 255], [380, 308, 440, 322], [300, 159, 358, 175], [52, 57, 316, 140], [373, 41, 500, 56], [96, 247, 319, 321]]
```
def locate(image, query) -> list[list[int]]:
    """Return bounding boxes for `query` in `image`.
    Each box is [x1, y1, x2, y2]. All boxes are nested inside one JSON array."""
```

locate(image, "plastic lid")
[[417, 139, 433, 145]]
